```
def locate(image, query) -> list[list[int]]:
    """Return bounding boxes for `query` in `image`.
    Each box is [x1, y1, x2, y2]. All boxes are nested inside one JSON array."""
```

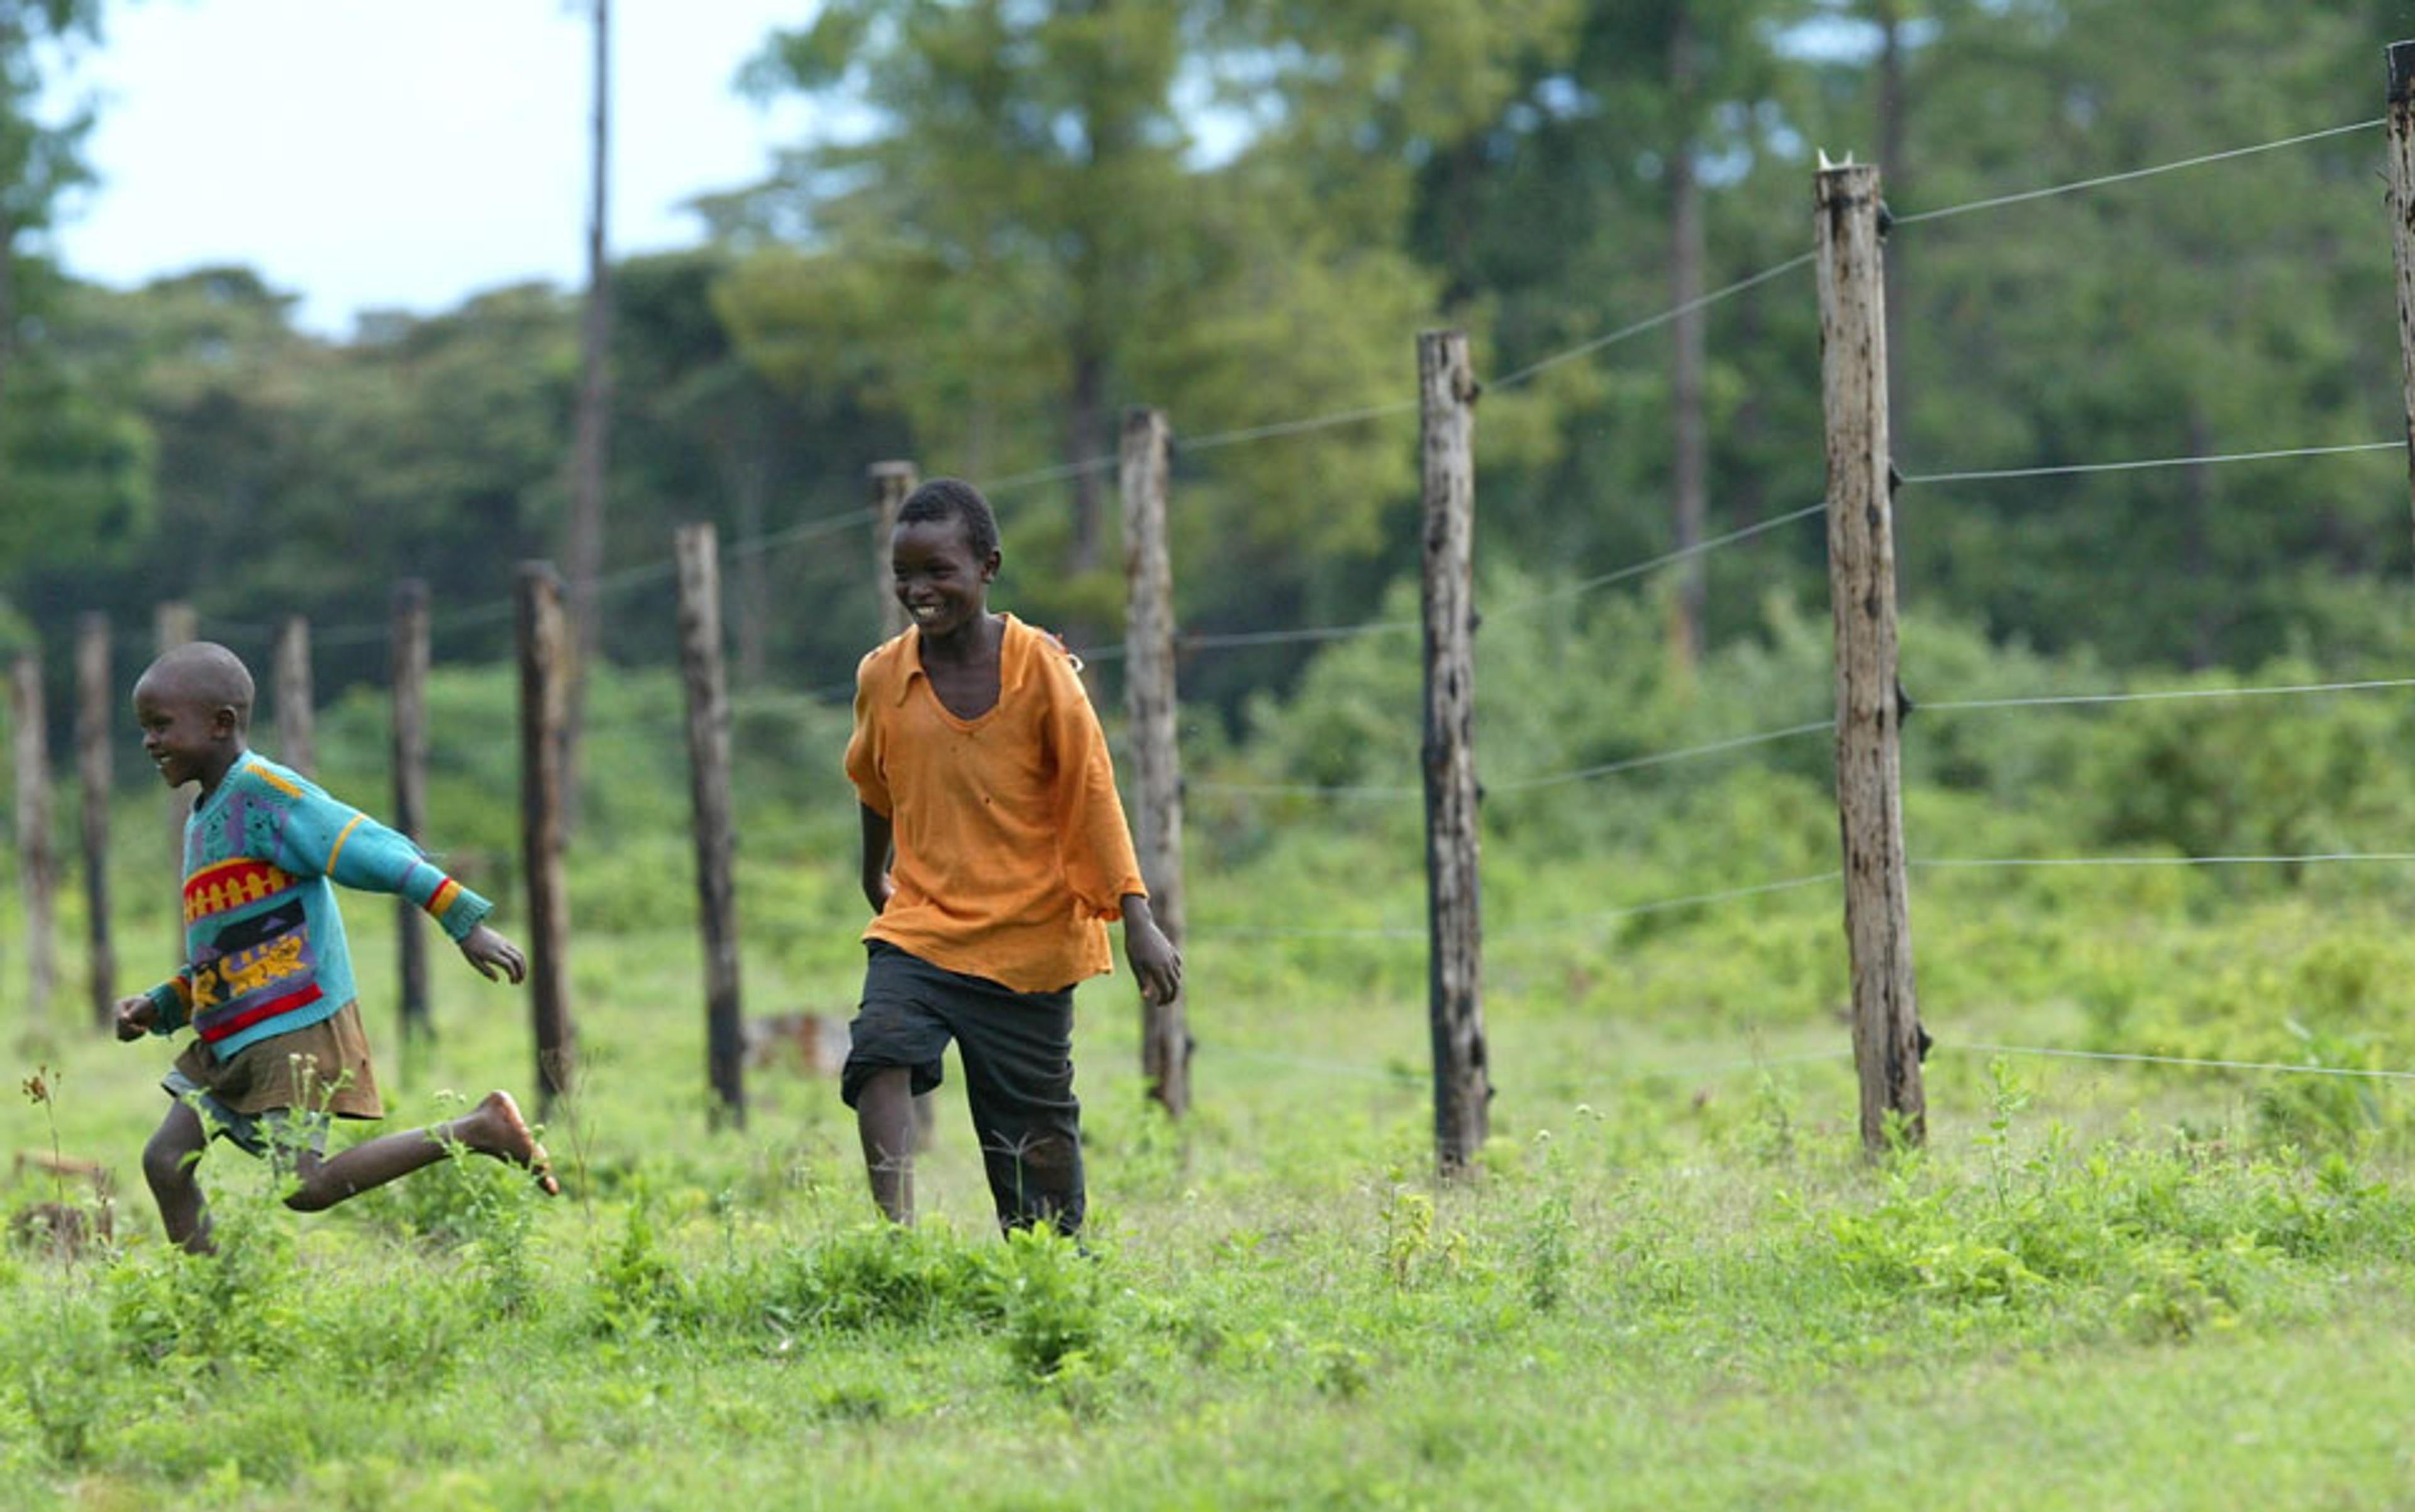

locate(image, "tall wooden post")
[[1418, 330, 1489, 1176], [273, 615, 314, 777], [13, 650, 55, 1025], [1119, 408, 1191, 1117], [2387, 42, 2415, 551], [75, 614, 113, 1031], [517, 564, 575, 1111], [392, 581, 433, 1042], [870, 460, 917, 641], [1816, 158, 1924, 1152], [155, 602, 196, 965], [675, 525, 746, 1127]]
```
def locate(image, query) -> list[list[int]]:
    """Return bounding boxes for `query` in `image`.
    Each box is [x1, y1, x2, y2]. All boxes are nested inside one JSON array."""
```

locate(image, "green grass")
[[6, 855, 2415, 1509], [12, 635, 2415, 1507]]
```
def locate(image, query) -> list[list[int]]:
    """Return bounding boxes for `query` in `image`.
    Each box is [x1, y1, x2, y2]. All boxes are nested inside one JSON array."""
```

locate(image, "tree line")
[[6, 0, 2414, 730]]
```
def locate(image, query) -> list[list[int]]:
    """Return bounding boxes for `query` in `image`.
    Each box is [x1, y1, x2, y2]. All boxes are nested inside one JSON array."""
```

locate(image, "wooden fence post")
[[2387, 42, 2415, 553], [1119, 407, 1191, 1117], [675, 525, 746, 1127], [76, 614, 113, 1031], [870, 460, 918, 641], [155, 603, 196, 966], [392, 581, 433, 1042], [1816, 158, 1925, 1152], [517, 564, 575, 1111], [13, 649, 55, 1026], [1418, 330, 1489, 1177], [274, 614, 315, 777]]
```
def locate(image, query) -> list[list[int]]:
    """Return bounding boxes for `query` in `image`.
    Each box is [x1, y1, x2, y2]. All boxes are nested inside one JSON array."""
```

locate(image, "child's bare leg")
[[142, 1101, 214, 1255], [285, 1089, 558, 1211], [857, 1067, 917, 1223]]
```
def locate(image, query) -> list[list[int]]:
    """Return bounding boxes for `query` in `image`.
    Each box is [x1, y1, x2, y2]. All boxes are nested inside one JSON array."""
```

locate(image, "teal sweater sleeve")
[[265, 771, 494, 942], [144, 970, 194, 1034]]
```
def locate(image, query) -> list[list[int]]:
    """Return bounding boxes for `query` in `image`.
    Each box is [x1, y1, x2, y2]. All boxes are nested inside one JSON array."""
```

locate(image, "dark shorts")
[[843, 941, 1085, 1233]]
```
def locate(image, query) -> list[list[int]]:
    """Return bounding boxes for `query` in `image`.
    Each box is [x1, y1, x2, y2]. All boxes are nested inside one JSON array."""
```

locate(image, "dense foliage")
[[8, 1, 2415, 718]]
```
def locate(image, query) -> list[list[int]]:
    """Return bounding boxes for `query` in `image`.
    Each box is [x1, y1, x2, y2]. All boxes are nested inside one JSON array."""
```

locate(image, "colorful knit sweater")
[[143, 752, 492, 1060]]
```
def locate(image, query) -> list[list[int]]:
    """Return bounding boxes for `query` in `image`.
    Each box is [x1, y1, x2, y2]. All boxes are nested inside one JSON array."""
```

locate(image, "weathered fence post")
[[1119, 407, 1192, 1117], [675, 525, 746, 1128], [1816, 157, 1925, 1152], [392, 581, 433, 1043], [870, 460, 918, 642], [274, 615, 314, 777], [2387, 42, 2415, 552], [155, 602, 196, 965], [13, 649, 55, 1025], [76, 614, 113, 1031], [1418, 330, 1489, 1177], [517, 564, 575, 1111]]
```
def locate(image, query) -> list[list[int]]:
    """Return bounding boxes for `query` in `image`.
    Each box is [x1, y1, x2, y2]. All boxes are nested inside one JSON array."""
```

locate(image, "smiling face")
[[131, 643, 253, 792], [892, 513, 999, 642], [133, 680, 236, 789]]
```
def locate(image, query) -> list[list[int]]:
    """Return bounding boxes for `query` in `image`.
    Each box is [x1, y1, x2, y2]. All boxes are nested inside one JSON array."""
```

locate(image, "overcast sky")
[[42, 1, 818, 336]]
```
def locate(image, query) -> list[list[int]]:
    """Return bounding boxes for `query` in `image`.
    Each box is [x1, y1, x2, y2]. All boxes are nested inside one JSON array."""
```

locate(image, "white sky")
[[42, 0, 819, 336]]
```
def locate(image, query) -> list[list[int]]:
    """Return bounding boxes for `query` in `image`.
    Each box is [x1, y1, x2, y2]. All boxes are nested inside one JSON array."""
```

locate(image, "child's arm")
[[1119, 893, 1182, 1006], [116, 972, 193, 1042], [267, 776, 496, 945], [860, 803, 896, 913]]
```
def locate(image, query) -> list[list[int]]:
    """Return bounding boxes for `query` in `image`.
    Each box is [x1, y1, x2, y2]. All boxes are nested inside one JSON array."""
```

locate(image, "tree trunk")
[[1067, 345, 1108, 574], [732, 448, 770, 686], [0, 201, 16, 426], [1874, 0, 1907, 387], [562, 0, 614, 831], [1668, 3, 1708, 678], [1875, 0, 1906, 182]]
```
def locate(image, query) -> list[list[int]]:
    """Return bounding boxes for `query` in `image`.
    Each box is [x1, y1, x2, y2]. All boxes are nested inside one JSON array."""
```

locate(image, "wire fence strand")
[[1901, 438, 2401, 486], [1914, 851, 2415, 871], [1923, 674, 2415, 713], [1891, 117, 2384, 226], [1485, 253, 1818, 391], [1946, 1042, 2415, 1083]]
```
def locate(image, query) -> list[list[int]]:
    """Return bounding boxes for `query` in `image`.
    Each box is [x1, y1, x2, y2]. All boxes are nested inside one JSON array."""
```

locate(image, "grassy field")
[[6, 841, 2415, 1511], [11, 636, 2415, 1509]]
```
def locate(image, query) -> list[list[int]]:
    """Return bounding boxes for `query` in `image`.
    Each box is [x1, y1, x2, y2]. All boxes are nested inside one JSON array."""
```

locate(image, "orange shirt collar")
[[891, 614, 1042, 706]]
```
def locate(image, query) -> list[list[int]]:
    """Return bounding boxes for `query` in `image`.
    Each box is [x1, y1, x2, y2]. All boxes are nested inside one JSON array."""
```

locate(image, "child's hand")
[[458, 925, 528, 985], [114, 994, 158, 1043], [1120, 896, 1182, 1007]]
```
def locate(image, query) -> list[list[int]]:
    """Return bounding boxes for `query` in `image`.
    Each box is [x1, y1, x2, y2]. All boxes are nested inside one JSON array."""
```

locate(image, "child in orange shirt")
[[843, 478, 1180, 1235]]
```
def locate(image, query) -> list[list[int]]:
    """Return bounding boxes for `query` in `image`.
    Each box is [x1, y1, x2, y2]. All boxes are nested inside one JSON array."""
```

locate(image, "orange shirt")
[[845, 614, 1146, 993]]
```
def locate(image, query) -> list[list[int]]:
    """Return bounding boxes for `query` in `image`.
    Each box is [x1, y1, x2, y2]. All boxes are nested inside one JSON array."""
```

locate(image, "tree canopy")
[[4, 0, 2414, 703]]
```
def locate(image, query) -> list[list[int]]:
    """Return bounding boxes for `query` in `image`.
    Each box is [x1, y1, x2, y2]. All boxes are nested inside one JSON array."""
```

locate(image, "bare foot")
[[462, 1090, 560, 1197]]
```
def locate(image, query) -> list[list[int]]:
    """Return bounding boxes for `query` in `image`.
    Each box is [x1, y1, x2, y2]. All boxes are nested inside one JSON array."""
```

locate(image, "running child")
[[116, 641, 557, 1254], [843, 478, 1180, 1235]]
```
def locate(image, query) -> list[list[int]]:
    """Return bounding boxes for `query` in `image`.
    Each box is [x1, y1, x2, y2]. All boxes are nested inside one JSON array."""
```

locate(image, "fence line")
[[1186, 667, 2415, 804], [1486, 253, 1818, 391], [1891, 116, 2384, 226], [1489, 719, 1833, 794], [1914, 850, 2415, 871], [1204, 1040, 1855, 1095], [1190, 869, 1843, 943], [1946, 1041, 2415, 1082], [1900, 438, 2402, 486], [1923, 674, 2415, 713], [1482, 502, 1830, 619]]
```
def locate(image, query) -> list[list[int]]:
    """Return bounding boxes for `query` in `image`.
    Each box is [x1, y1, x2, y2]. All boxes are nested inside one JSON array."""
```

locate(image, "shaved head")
[[136, 642, 255, 727]]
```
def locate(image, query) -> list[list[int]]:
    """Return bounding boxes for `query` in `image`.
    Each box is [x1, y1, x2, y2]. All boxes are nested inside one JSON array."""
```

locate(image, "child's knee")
[[142, 1124, 202, 1192]]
